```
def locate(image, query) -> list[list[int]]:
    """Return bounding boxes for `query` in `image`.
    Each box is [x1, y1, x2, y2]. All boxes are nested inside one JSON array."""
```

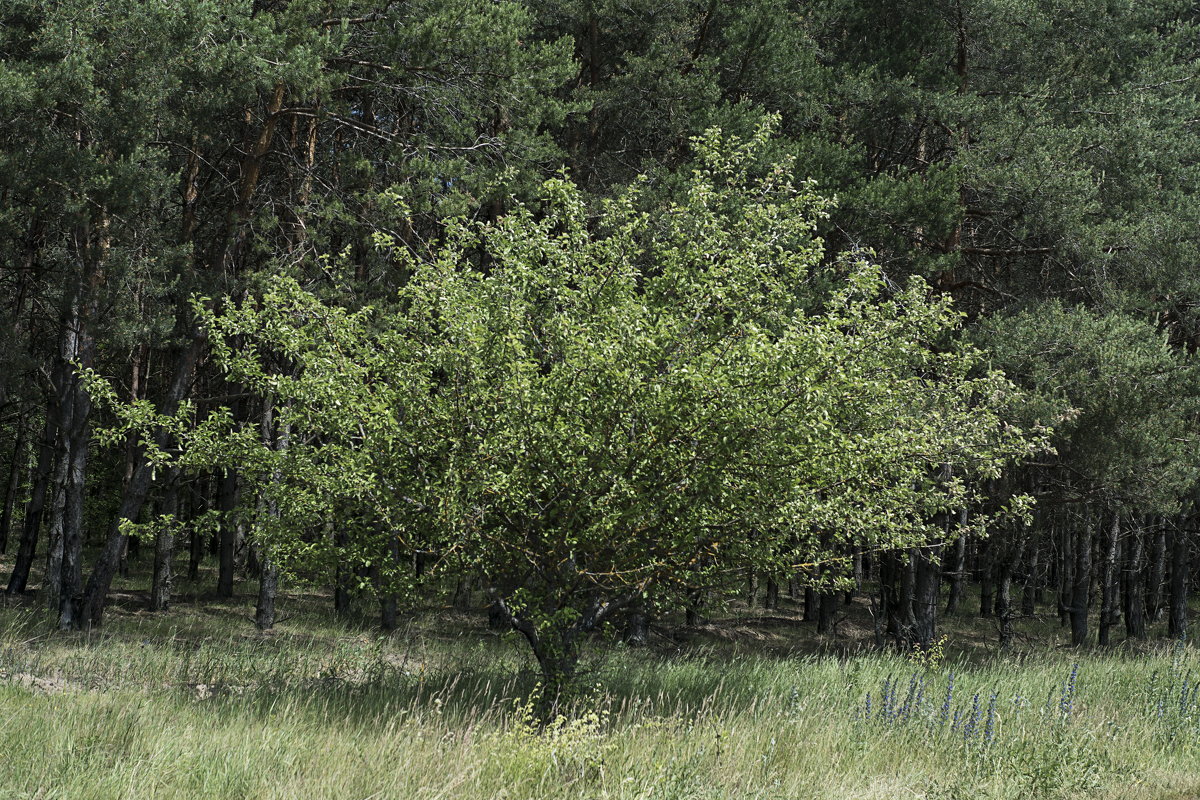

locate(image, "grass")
[[2, 568, 1200, 798]]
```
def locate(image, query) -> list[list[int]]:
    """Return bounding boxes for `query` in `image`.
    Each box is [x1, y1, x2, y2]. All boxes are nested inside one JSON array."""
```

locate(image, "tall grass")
[[3, 604, 1200, 799]]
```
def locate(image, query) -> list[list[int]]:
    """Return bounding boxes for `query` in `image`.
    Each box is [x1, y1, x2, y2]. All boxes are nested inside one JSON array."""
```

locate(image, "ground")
[[2, 556, 1199, 799]]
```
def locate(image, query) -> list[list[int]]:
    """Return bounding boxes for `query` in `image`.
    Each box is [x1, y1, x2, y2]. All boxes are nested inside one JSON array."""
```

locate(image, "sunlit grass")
[[3, 591, 1200, 799]]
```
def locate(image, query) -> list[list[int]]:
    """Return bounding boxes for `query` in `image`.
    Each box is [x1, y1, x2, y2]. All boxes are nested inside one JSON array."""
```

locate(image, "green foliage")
[[980, 302, 1200, 510], [95, 123, 1039, 687]]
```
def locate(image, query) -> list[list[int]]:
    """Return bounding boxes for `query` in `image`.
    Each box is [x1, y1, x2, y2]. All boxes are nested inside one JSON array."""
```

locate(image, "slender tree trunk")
[[746, 571, 759, 608], [625, 605, 649, 646], [149, 476, 179, 612], [0, 419, 27, 554], [1098, 512, 1121, 647], [764, 577, 779, 610], [913, 540, 941, 650], [1168, 514, 1190, 641], [1124, 521, 1146, 639], [1021, 537, 1039, 616], [77, 337, 202, 627], [978, 538, 994, 618], [6, 412, 55, 595], [216, 467, 239, 598], [996, 537, 1025, 649], [333, 522, 351, 616], [944, 519, 967, 616], [1070, 522, 1092, 646], [1148, 519, 1167, 622], [254, 398, 290, 632], [1058, 521, 1074, 627]]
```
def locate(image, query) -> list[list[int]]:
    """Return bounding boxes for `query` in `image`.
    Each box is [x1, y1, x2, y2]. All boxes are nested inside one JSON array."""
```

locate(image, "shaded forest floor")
[[2, 556, 1200, 799]]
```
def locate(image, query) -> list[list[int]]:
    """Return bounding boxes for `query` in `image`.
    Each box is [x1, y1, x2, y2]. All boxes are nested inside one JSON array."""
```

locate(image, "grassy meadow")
[[2, 569, 1200, 800]]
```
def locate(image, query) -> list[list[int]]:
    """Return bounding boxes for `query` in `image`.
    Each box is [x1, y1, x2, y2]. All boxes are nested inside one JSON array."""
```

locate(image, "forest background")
[[4, 2, 1200, 797]]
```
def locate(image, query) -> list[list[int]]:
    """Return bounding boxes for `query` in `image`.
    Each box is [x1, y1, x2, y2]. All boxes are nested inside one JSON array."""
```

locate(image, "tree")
[[97, 122, 1037, 700]]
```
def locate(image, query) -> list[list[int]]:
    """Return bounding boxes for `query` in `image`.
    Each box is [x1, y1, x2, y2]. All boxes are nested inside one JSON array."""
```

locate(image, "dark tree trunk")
[[978, 538, 993, 618], [188, 525, 203, 582], [255, 553, 278, 631], [77, 337, 202, 627], [379, 534, 401, 632], [0, 419, 27, 554], [817, 591, 837, 634], [1148, 519, 1167, 621], [1098, 513, 1121, 647], [996, 537, 1025, 649], [6, 412, 55, 595], [1070, 523, 1092, 646], [624, 606, 649, 646], [149, 477, 179, 612], [764, 577, 779, 610], [1021, 537, 1039, 616], [944, 520, 967, 616], [1058, 521, 1074, 627], [803, 586, 816, 622], [913, 540, 941, 650], [1168, 515, 1190, 641], [746, 571, 759, 608], [216, 467, 239, 598], [1124, 521, 1146, 639]]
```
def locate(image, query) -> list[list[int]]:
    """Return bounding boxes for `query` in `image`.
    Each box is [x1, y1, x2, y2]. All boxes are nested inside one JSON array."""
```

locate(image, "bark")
[[745, 571, 759, 608], [944, 519, 967, 616], [149, 477, 179, 612], [1070, 523, 1092, 646], [817, 591, 838, 634], [764, 577, 779, 610], [996, 536, 1025, 649], [6, 412, 55, 595], [977, 538, 993, 618], [255, 552, 278, 631], [216, 467, 239, 598], [76, 337, 201, 627], [1148, 519, 1167, 621], [380, 534, 401, 632], [1168, 514, 1190, 640], [913, 541, 942, 650], [1058, 521, 1074, 627], [1098, 513, 1121, 647], [254, 397, 290, 632], [624, 606, 649, 647], [900, 548, 918, 633], [1124, 522, 1146, 639], [0, 419, 27, 554], [1021, 538, 1039, 616]]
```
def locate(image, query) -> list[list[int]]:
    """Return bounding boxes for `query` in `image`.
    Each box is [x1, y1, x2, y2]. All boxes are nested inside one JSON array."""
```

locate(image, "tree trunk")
[[6, 412, 55, 595], [149, 478, 179, 612], [216, 467, 239, 598], [1124, 521, 1146, 639], [256, 553, 278, 631], [1168, 514, 1190, 641], [77, 337, 202, 627], [1021, 537, 1039, 616], [913, 540, 941, 650], [1098, 512, 1120, 647], [0, 419, 27, 554], [333, 523, 351, 616], [1148, 519, 1167, 621], [1058, 521, 1074, 627], [764, 577, 779, 610], [944, 521, 967, 616], [1070, 522, 1092, 646], [625, 606, 649, 646], [978, 538, 994, 618]]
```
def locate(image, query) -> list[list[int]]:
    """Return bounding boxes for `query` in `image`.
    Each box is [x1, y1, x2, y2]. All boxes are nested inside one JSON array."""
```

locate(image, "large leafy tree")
[[101, 125, 1037, 695]]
